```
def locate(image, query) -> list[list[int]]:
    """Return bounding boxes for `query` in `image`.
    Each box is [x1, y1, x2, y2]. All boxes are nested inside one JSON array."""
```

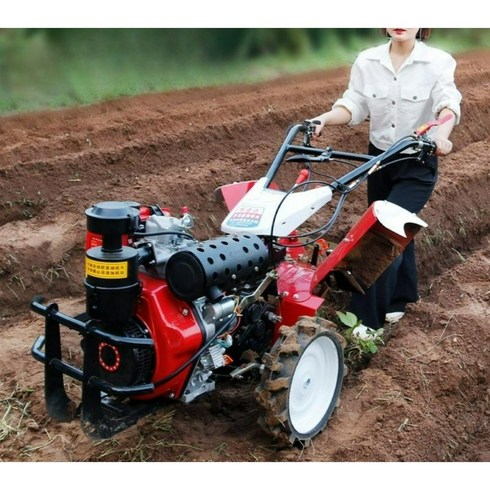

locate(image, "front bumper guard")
[[31, 296, 159, 439]]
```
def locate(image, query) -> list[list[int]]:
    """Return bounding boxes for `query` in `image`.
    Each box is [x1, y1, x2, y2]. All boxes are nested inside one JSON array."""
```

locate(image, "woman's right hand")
[[307, 107, 352, 138], [306, 118, 325, 138]]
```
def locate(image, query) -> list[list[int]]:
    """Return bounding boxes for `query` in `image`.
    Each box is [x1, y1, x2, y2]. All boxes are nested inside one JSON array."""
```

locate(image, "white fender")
[[221, 177, 333, 236], [373, 201, 427, 237]]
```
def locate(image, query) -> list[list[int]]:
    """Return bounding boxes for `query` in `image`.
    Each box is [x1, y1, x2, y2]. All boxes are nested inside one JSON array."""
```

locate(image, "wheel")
[[255, 316, 345, 447]]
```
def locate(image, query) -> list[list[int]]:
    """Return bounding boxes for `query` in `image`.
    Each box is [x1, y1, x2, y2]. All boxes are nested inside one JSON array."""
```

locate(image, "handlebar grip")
[[436, 112, 454, 126], [415, 112, 454, 136]]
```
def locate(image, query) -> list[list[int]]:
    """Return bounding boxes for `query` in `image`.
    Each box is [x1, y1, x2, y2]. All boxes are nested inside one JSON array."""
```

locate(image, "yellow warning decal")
[[85, 258, 128, 279]]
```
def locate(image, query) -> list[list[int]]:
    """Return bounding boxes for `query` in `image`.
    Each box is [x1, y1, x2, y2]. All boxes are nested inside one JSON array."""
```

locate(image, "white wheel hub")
[[288, 335, 340, 435]]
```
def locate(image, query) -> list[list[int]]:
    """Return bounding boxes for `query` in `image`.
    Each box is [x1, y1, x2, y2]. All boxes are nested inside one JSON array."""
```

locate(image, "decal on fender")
[[226, 207, 264, 228]]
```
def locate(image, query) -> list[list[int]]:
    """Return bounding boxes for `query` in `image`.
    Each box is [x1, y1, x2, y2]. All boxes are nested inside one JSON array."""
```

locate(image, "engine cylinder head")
[[166, 234, 270, 301]]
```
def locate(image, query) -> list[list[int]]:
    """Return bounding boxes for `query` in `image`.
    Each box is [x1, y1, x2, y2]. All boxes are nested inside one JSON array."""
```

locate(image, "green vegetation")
[[336, 310, 385, 370], [1, 28, 489, 115]]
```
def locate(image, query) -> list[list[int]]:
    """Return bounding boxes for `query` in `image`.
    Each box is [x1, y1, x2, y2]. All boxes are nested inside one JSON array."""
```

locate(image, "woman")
[[309, 28, 462, 335]]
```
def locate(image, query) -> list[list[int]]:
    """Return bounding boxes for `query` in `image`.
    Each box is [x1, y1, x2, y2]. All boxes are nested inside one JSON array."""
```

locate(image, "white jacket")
[[333, 40, 462, 150]]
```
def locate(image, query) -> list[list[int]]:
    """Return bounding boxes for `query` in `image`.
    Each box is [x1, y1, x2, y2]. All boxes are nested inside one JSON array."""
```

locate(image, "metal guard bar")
[[31, 296, 155, 397]]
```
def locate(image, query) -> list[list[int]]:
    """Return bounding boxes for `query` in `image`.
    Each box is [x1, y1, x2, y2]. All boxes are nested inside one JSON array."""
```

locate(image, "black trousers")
[[348, 143, 438, 329]]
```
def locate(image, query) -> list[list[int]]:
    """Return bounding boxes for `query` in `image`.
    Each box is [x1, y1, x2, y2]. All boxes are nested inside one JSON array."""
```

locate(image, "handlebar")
[[301, 113, 453, 157], [264, 120, 440, 192]]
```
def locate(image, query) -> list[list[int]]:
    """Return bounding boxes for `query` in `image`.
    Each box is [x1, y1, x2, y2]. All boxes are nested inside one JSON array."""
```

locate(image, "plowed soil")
[[0, 50, 489, 465]]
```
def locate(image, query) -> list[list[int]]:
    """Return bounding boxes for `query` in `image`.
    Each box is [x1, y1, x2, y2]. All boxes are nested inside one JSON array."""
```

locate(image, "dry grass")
[[0, 383, 31, 443], [88, 410, 204, 462], [33, 252, 74, 283]]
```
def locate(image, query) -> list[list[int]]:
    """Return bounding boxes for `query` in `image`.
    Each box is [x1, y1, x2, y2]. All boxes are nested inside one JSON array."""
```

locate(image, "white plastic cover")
[[221, 177, 333, 236]]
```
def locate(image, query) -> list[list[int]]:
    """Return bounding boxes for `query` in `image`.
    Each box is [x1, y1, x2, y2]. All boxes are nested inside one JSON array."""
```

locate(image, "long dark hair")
[[382, 29, 432, 40]]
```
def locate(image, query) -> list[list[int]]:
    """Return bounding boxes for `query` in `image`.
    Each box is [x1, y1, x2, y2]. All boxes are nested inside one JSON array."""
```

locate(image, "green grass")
[[0, 33, 368, 115], [1, 28, 489, 116]]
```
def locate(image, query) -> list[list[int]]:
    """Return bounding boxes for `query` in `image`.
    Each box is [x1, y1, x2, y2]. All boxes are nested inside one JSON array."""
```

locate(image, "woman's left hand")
[[433, 137, 453, 156]]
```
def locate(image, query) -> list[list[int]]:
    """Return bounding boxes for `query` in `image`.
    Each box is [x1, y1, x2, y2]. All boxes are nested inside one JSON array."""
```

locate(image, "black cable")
[[267, 150, 423, 249], [269, 180, 350, 246], [277, 151, 428, 249], [276, 192, 349, 249]]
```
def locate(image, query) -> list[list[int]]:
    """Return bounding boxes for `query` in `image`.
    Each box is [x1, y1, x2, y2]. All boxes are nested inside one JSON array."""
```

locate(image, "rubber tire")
[[255, 316, 345, 447]]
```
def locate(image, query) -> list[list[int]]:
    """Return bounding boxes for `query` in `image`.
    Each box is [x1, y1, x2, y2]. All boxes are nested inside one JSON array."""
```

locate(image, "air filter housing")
[[84, 202, 141, 327]]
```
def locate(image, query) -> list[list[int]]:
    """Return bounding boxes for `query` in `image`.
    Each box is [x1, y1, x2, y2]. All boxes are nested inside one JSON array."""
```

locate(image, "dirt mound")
[[0, 50, 489, 464]]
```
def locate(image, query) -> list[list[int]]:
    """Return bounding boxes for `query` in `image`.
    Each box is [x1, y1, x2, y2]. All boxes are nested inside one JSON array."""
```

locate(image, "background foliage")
[[1, 28, 489, 115]]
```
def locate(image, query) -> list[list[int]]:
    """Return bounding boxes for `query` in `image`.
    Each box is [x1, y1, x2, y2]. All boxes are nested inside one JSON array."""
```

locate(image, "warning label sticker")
[[85, 258, 128, 279]]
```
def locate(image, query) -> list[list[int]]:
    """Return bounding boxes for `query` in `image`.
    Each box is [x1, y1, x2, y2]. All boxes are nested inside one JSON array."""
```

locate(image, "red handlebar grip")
[[415, 112, 454, 136], [437, 112, 454, 126]]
